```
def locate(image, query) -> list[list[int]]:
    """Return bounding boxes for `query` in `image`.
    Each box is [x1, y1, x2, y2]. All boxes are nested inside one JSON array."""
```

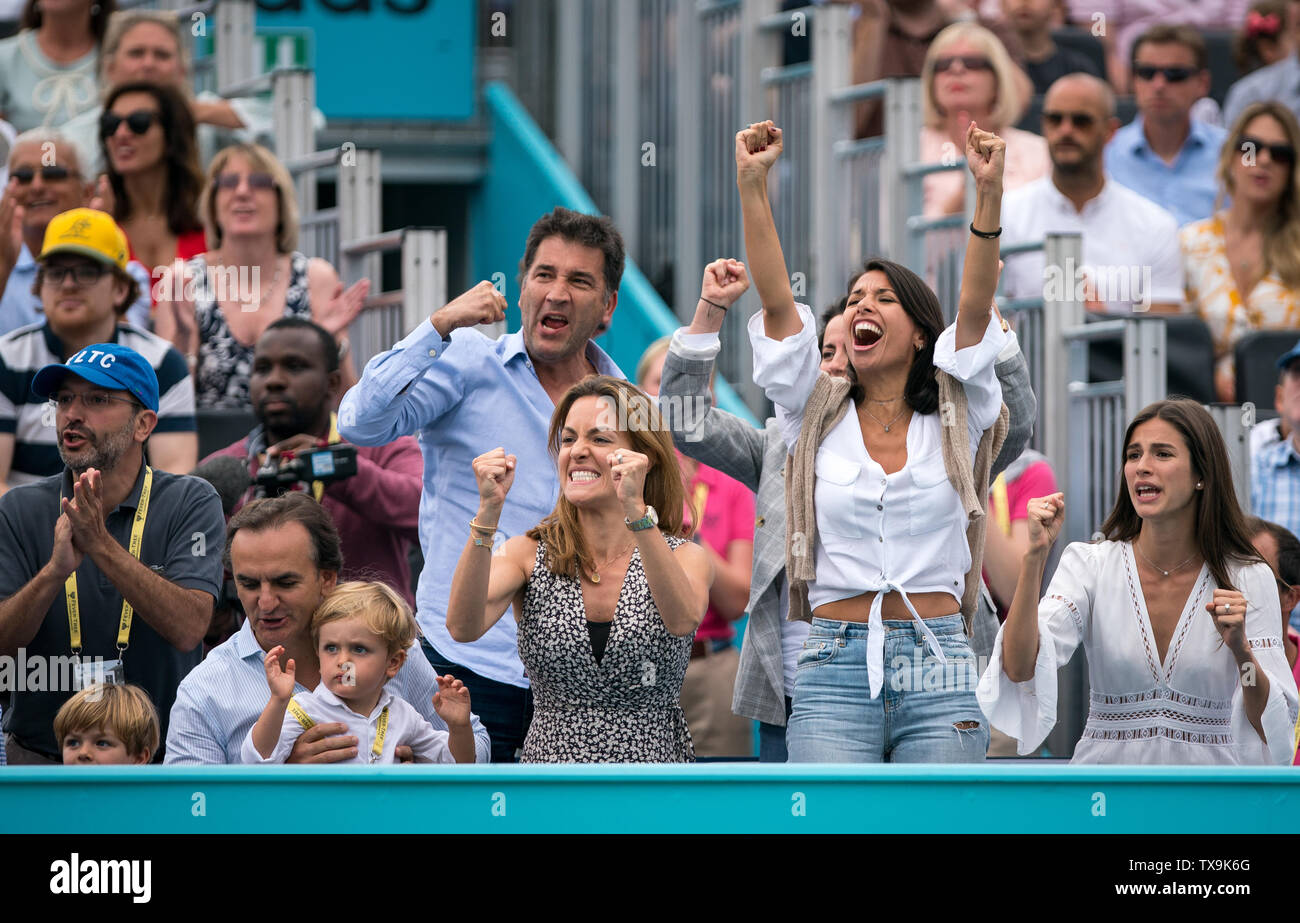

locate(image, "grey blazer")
[[659, 337, 1037, 727]]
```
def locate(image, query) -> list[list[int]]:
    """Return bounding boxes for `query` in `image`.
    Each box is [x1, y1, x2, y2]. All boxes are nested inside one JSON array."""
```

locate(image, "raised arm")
[[1001, 492, 1063, 682], [659, 259, 767, 491], [337, 282, 506, 446], [736, 121, 799, 340], [445, 448, 532, 643], [956, 123, 1007, 351]]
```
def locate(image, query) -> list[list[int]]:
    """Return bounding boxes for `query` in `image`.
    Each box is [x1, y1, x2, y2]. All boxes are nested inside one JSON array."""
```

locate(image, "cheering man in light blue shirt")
[[1103, 25, 1226, 228], [339, 207, 625, 762]]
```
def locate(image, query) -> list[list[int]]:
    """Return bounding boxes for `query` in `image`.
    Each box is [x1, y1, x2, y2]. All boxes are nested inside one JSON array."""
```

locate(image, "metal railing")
[[341, 228, 449, 371]]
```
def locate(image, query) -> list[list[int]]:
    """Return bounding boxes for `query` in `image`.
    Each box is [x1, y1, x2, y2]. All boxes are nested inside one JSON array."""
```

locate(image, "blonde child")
[[242, 581, 475, 764], [55, 683, 160, 765]]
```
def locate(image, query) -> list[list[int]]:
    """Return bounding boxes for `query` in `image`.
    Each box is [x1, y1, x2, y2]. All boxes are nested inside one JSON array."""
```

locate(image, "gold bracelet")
[[469, 517, 498, 536]]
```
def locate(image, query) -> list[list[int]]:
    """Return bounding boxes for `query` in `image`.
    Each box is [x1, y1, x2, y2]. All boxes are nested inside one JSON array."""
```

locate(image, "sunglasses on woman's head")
[[1043, 110, 1096, 129], [1133, 65, 1196, 83], [100, 110, 158, 138], [215, 172, 277, 191], [9, 165, 71, 184], [933, 55, 993, 73], [1238, 135, 1297, 166]]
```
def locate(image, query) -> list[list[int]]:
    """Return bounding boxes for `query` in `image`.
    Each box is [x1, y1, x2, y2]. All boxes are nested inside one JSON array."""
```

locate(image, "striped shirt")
[[165, 620, 491, 764], [0, 321, 196, 486], [1253, 437, 1300, 538]]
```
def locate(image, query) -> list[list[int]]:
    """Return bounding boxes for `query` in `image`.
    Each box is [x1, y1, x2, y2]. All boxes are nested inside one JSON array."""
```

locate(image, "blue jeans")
[[758, 697, 793, 763], [422, 639, 533, 763], [786, 615, 989, 763]]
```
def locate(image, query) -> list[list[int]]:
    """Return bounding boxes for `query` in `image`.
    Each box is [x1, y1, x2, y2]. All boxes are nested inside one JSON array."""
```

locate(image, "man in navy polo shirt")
[[0, 342, 224, 762]]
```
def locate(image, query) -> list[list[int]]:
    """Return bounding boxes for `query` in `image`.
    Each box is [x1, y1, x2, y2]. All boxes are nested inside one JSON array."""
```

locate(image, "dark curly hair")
[[101, 81, 204, 238]]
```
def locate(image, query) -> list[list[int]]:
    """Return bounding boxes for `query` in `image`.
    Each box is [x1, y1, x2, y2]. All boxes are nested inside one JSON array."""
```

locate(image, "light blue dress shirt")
[[165, 619, 491, 764], [1105, 117, 1227, 228], [1224, 54, 1300, 129], [338, 320, 624, 688], [1, 243, 155, 336]]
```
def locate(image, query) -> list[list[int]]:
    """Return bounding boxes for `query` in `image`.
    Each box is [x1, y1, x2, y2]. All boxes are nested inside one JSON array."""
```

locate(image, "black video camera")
[[254, 443, 358, 497]]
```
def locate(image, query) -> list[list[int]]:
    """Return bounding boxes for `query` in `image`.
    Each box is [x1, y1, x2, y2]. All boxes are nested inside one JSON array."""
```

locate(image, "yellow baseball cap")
[[39, 208, 129, 270]]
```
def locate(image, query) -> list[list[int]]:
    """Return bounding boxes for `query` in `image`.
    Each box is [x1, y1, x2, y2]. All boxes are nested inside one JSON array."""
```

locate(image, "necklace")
[[862, 403, 908, 433], [586, 544, 634, 584], [864, 394, 904, 404], [1133, 540, 1197, 578]]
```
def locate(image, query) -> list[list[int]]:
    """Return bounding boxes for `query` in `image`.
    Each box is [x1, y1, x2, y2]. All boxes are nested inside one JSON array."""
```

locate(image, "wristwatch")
[[625, 505, 659, 532]]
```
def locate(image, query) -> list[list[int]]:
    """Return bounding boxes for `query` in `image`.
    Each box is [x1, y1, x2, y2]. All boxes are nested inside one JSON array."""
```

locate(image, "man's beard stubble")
[[58, 416, 137, 474]]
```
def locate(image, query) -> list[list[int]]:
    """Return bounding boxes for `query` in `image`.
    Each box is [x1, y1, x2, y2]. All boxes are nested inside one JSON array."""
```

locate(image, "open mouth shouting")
[[851, 318, 883, 350], [539, 313, 571, 333], [1133, 482, 1162, 504]]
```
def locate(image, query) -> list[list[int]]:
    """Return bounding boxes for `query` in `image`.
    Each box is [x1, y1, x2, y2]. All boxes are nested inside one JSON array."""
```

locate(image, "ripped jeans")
[[786, 615, 989, 763]]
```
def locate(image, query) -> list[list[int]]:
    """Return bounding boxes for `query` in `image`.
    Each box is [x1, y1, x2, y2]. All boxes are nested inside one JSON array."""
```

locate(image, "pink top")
[[986, 459, 1060, 618], [682, 458, 755, 643], [921, 125, 1049, 218]]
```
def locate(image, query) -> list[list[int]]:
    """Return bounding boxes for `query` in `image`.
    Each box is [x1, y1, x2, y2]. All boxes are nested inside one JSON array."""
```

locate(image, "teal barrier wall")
[[2, 765, 1297, 833], [471, 82, 758, 426]]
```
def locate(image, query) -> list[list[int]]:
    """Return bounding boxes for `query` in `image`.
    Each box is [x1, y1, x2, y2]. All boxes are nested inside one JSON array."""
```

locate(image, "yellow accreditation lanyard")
[[288, 697, 390, 762], [991, 473, 1011, 537], [309, 413, 342, 503], [689, 481, 709, 534], [65, 466, 153, 660]]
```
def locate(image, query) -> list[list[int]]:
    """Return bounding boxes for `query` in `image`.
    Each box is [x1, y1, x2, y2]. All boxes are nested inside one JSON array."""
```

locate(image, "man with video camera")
[[197, 318, 422, 608]]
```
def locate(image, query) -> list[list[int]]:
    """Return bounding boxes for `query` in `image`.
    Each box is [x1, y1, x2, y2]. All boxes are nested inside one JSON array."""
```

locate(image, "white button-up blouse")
[[749, 304, 1007, 696]]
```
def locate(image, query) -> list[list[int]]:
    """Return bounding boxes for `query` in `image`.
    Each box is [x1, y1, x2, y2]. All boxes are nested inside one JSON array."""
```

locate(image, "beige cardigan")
[[784, 369, 1009, 630]]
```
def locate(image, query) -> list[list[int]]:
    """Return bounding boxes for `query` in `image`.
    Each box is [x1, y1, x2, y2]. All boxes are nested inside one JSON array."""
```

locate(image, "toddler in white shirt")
[[243, 581, 475, 764]]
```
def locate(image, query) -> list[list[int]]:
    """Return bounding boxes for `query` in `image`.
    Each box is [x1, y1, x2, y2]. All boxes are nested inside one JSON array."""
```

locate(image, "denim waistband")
[[808, 614, 967, 638]]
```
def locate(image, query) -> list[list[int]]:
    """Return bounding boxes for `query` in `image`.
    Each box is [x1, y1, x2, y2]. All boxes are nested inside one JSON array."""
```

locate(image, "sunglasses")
[[43, 262, 109, 287], [933, 55, 993, 73], [1239, 135, 1297, 166], [215, 172, 277, 191], [10, 165, 72, 184], [100, 109, 158, 138], [1043, 110, 1097, 129], [1133, 65, 1197, 83]]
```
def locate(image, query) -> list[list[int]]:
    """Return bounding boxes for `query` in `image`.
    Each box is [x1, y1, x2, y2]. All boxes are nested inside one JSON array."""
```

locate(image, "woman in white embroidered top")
[[978, 399, 1300, 764], [740, 119, 1011, 762]]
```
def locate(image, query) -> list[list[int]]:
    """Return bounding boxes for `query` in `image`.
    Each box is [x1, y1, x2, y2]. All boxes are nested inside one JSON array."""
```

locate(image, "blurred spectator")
[[100, 80, 205, 295], [1225, 0, 1300, 125], [62, 9, 324, 174], [1253, 339, 1300, 539], [1005, 0, 1103, 94], [0, 128, 149, 334], [849, 0, 1030, 137], [981, 448, 1059, 614], [201, 318, 423, 607], [0, 116, 13, 184], [1234, 0, 1292, 76], [0, 340, 222, 763], [0, 207, 195, 491], [1180, 102, 1300, 401], [1251, 373, 1289, 457], [1062, 0, 1249, 89], [638, 337, 755, 757], [921, 21, 1048, 216], [1001, 74, 1183, 313], [1247, 516, 1300, 643], [0, 0, 112, 133], [1104, 25, 1227, 226], [154, 143, 367, 410]]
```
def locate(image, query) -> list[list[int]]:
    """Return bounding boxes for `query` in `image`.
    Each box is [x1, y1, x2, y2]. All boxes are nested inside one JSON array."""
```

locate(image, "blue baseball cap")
[[31, 343, 160, 412], [1277, 338, 1300, 372]]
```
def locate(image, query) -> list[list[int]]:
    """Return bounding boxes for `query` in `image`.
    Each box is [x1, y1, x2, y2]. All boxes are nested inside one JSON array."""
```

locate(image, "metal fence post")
[[339, 147, 383, 293], [810, 2, 852, 313], [882, 78, 921, 264], [1041, 232, 1084, 475], [555, 0, 585, 179], [672, 0, 703, 321], [215, 0, 257, 96], [402, 229, 449, 336], [1124, 316, 1168, 416], [610, 0, 641, 260], [272, 69, 317, 212], [1207, 404, 1254, 513]]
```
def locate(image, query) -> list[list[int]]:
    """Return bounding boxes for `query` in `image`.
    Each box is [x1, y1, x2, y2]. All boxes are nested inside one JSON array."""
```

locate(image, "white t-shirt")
[[1000, 175, 1184, 312]]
